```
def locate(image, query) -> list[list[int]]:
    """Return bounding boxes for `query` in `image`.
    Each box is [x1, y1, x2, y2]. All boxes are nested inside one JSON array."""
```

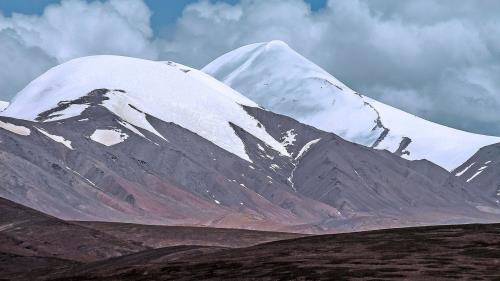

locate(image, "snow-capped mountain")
[[0, 55, 499, 233], [203, 41, 500, 171], [2, 56, 288, 162]]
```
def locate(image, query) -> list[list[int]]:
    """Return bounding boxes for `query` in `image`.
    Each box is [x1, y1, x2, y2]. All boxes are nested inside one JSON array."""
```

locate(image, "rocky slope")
[[453, 144, 500, 212], [203, 41, 500, 171]]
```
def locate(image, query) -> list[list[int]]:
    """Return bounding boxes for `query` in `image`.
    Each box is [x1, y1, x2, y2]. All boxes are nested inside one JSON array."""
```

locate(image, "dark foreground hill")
[[2, 198, 499, 281], [39, 224, 500, 281], [0, 197, 305, 280]]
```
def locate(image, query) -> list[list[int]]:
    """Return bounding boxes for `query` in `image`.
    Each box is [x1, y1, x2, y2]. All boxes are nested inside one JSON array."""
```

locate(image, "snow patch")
[[90, 129, 129, 146], [466, 170, 484, 183], [455, 162, 475, 177], [35, 127, 73, 149], [0, 120, 30, 136], [296, 138, 321, 160], [44, 104, 89, 121], [281, 129, 296, 147], [103, 91, 167, 142], [476, 205, 500, 215], [270, 164, 280, 171]]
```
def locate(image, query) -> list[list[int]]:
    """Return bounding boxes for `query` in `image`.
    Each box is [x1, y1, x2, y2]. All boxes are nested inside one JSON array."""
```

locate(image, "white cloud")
[[0, 29, 56, 101], [163, 0, 500, 135], [0, 0, 158, 101], [0, 0, 498, 135]]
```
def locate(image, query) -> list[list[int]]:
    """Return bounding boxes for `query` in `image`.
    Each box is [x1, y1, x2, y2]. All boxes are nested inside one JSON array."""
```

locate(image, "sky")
[[0, 0, 498, 136]]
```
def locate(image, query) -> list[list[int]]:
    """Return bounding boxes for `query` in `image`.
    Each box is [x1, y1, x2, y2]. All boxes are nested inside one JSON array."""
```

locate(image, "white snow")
[[102, 90, 167, 141], [117, 120, 146, 138], [90, 129, 129, 146], [2, 55, 289, 162], [44, 103, 89, 121], [0, 101, 9, 112], [354, 169, 361, 178], [203, 40, 384, 148], [455, 162, 475, 177], [466, 172, 481, 183], [203, 41, 500, 171], [296, 138, 321, 160], [365, 97, 500, 171], [478, 165, 488, 171], [281, 129, 296, 147], [270, 164, 280, 171], [35, 127, 73, 149], [65, 166, 101, 190], [0, 120, 31, 136], [467, 169, 486, 183]]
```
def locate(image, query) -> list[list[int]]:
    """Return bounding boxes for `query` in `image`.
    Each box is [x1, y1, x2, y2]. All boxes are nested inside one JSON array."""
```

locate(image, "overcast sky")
[[0, 0, 498, 136]]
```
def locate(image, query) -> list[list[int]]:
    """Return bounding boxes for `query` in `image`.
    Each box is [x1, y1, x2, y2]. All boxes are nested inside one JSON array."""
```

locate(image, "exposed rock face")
[[453, 144, 500, 212]]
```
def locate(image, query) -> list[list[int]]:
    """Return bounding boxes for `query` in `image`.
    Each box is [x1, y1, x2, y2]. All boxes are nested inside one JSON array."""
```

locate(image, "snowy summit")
[[1, 55, 289, 162], [203, 40, 500, 170]]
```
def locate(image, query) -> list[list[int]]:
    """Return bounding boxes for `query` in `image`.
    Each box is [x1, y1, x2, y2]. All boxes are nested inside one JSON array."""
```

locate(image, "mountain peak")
[[263, 40, 291, 50], [203, 43, 500, 170]]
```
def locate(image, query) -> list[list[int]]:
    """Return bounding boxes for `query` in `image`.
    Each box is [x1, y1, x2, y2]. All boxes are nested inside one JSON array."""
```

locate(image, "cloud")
[[0, 29, 57, 100], [0, 0, 498, 136], [163, 0, 500, 136], [0, 0, 157, 101]]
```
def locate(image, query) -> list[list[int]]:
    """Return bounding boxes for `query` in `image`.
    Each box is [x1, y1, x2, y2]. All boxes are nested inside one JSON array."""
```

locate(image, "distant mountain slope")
[[203, 41, 500, 171], [74, 221, 306, 249], [0, 55, 498, 234]]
